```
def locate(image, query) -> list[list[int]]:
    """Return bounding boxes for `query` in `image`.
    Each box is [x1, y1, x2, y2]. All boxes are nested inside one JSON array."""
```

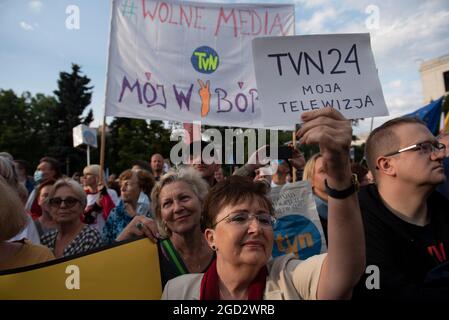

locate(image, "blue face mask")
[[34, 170, 43, 185]]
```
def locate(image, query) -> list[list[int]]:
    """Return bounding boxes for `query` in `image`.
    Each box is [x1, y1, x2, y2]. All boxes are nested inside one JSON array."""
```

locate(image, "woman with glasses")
[[41, 179, 102, 258], [162, 109, 365, 300]]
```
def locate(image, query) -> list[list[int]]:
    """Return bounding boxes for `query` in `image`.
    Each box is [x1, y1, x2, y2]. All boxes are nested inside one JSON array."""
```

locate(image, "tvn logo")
[[191, 46, 219, 74]]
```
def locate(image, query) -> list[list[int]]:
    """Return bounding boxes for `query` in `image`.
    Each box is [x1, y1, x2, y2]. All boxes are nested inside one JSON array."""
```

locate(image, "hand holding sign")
[[296, 108, 352, 181]]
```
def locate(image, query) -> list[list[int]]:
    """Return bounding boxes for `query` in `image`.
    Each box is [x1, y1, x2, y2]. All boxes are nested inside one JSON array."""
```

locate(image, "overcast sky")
[[1, 0, 448, 136]]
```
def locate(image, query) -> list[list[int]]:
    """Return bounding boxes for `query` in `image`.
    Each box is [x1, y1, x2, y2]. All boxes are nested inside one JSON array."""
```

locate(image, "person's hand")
[[296, 108, 352, 181], [288, 143, 306, 170], [83, 211, 96, 224], [198, 79, 211, 117], [254, 167, 272, 189], [95, 195, 103, 207], [100, 185, 109, 195], [116, 215, 161, 243], [246, 145, 271, 172], [95, 185, 108, 206]]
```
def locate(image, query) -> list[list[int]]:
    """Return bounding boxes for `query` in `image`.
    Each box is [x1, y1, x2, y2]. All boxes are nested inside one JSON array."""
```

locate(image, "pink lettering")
[[238, 9, 251, 36], [142, 0, 158, 20], [194, 6, 205, 30], [269, 13, 285, 35], [180, 4, 192, 27], [168, 2, 178, 25], [215, 7, 237, 37], [251, 10, 262, 35], [158, 2, 169, 23]]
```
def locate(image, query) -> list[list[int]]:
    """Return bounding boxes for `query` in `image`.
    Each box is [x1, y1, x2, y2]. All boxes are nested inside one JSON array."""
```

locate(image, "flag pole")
[[99, 0, 114, 185], [99, 115, 106, 183]]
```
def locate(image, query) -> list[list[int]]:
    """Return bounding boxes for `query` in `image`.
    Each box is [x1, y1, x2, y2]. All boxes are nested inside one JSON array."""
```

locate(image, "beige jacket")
[[161, 253, 326, 300]]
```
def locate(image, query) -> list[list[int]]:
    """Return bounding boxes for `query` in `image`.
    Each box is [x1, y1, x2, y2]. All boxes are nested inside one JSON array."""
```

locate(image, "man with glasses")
[[353, 117, 449, 299], [436, 132, 449, 200]]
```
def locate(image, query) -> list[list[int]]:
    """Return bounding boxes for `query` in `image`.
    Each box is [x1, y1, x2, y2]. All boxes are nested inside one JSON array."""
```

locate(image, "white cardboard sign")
[[252, 33, 389, 126]]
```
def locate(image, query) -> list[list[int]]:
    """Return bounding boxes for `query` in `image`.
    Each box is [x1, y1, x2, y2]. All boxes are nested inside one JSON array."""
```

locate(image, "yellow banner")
[[0, 238, 162, 300]]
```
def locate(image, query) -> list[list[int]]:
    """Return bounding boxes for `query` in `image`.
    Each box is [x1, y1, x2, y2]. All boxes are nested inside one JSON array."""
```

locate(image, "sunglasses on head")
[[48, 197, 80, 209]]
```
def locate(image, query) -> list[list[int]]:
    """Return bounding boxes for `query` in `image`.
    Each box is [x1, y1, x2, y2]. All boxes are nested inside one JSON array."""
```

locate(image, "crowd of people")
[[1, 108, 449, 300]]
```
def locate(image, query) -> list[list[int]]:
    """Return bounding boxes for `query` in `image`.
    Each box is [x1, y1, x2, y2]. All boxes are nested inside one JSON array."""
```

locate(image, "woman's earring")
[[211, 245, 216, 251]]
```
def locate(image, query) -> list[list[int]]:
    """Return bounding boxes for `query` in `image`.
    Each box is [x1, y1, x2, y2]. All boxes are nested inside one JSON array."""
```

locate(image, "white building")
[[420, 54, 449, 103]]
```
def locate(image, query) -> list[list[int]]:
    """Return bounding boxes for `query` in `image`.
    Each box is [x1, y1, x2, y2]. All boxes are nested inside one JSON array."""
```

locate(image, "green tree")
[[51, 63, 94, 174], [0, 90, 31, 159], [107, 118, 172, 174], [0, 89, 58, 167]]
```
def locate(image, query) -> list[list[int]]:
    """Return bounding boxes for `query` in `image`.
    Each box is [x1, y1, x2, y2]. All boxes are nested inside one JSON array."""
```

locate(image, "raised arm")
[[297, 108, 365, 299]]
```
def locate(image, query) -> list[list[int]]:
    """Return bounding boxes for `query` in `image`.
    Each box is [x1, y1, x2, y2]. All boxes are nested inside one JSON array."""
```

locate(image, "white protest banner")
[[252, 33, 389, 126], [105, 0, 294, 129], [270, 181, 327, 260]]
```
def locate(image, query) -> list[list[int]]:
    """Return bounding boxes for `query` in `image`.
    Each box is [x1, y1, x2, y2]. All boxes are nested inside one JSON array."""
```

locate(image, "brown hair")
[[351, 163, 369, 182], [36, 178, 57, 200], [0, 177, 27, 242], [39, 157, 62, 179], [202, 175, 274, 231], [365, 117, 426, 178], [119, 169, 155, 197]]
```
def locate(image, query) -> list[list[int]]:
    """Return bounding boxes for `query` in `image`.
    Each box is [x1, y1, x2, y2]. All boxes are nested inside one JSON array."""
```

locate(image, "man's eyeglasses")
[[213, 212, 276, 228], [48, 197, 80, 209], [383, 141, 446, 157]]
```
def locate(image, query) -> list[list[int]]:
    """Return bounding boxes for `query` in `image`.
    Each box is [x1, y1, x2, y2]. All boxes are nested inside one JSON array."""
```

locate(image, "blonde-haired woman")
[[82, 164, 119, 231], [0, 178, 54, 271], [303, 153, 329, 239], [116, 167, 214, 286]]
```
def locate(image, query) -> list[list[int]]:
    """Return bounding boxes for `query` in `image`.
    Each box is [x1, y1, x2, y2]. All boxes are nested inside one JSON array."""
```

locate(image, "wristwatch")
[[324, 174, 359, 199]]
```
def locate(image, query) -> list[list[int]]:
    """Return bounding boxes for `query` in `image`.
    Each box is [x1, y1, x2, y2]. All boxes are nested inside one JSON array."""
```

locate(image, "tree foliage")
[[107, 118, 173, 175]]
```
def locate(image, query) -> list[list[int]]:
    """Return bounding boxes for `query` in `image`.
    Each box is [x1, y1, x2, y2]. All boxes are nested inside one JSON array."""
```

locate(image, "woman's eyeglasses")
[[48, 197, 80, 209], [213, 212, 276, 228]]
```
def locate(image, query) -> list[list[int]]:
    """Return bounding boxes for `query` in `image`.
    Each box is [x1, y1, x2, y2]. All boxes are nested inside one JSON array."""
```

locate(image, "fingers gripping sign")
[[296, 108, 352, 179], [116, 216, 161, 243], [197, 79, 211, 117]]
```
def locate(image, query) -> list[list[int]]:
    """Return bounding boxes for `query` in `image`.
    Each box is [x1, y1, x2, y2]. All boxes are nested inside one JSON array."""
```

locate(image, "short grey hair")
[[151, 167, 209, 237], [47, 178, 87, 208], [0, 156, 19, 190]]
